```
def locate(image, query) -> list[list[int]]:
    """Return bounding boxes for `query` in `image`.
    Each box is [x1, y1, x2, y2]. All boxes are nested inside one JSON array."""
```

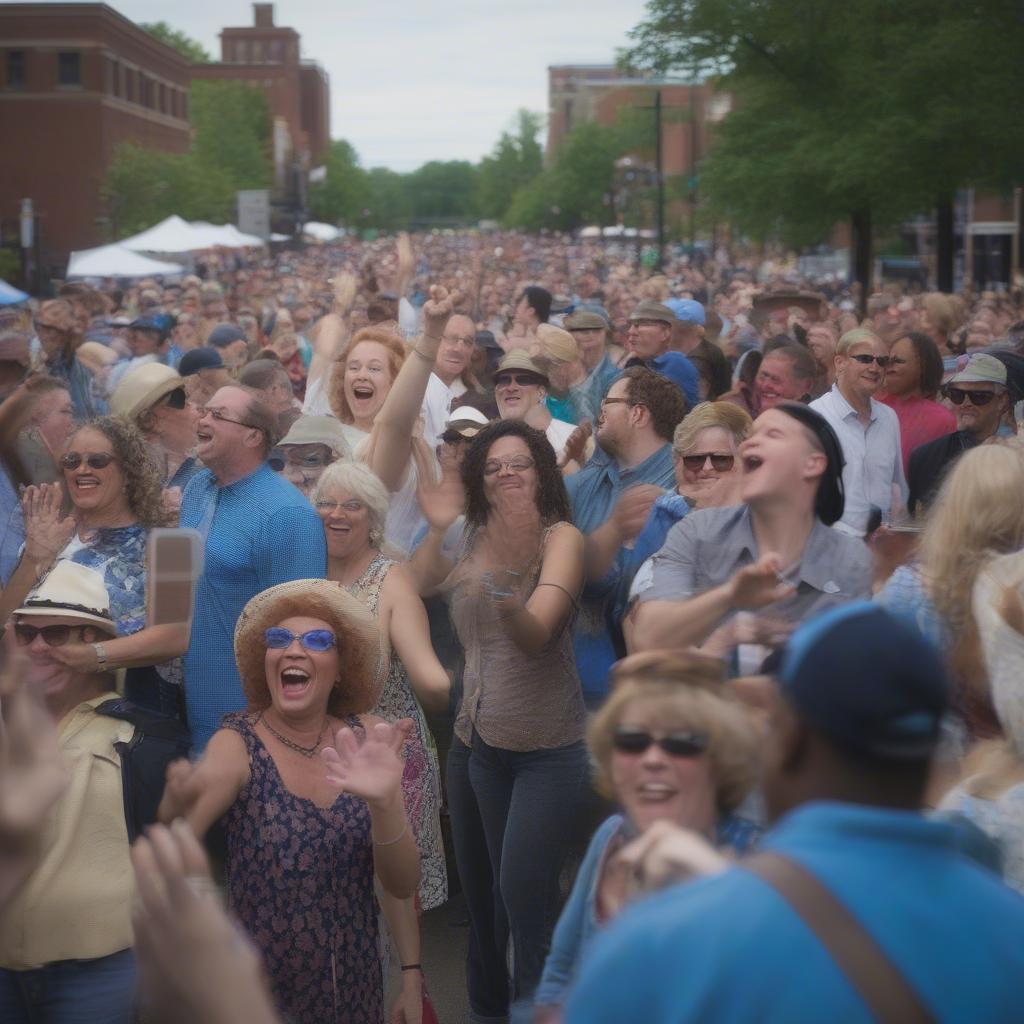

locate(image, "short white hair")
[[312, 460, 390, 542]]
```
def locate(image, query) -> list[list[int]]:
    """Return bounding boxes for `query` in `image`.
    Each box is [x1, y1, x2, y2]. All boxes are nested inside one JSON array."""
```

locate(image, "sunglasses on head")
[[611, 727, 709, 758], [264, 627, 337, 651], [14, 622, 96, 647], [849, 354, 890, 367], [60, 452, 116, 471], [945, 387, 998, 407], [679, 453, 735, 472]]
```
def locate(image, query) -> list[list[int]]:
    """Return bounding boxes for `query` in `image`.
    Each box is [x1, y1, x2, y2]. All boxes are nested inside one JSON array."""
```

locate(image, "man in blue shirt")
[[565, 603, 1024, 1022], [566, 367, 686, 706], [181, 384, 326, 749]]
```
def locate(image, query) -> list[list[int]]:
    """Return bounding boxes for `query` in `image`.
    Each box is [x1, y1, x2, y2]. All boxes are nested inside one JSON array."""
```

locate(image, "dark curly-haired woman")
[[415, 417, 589, 1015], [1, 415, 189, 717]]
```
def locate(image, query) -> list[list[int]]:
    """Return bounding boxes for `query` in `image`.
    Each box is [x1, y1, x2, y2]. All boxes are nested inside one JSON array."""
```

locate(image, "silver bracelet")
[[373, 821, 408, 847], [92, 642, 108, 669]]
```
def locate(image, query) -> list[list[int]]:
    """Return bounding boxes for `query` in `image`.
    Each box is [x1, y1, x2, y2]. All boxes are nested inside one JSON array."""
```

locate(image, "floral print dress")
[[223, 713, 383, 1024]]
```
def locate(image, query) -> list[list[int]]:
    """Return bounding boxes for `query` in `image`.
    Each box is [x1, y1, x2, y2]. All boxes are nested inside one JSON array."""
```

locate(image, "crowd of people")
[[2, 229, 1024, 1023]]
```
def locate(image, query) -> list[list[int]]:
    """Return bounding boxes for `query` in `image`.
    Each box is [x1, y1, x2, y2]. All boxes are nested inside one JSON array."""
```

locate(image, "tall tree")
[[308, 140, 371, 225], [190, 81, 271, 190], [624, 0, 1024, 296], [478, 110, 544, 220], [141, 21, 211, 62], [404, 161, 480, 221]]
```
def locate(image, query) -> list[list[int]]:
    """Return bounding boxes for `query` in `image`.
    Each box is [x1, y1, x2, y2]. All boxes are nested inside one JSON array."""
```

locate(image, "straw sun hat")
[[234, 579, 385, 717]]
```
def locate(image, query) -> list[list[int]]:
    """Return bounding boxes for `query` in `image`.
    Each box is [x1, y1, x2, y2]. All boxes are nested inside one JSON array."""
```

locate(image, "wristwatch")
[[92, 642, 108, 669]]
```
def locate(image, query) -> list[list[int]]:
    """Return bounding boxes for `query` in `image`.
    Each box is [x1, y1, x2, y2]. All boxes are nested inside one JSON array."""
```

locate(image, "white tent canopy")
[[67, 243, 183, 279], [190, 221, 265, 248], [302, 221, 341, 242], [119, 215, 265, 253]]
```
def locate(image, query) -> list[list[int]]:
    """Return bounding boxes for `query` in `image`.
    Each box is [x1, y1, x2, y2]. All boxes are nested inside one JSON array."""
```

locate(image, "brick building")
[[190, 4, 329, 196], [0, 3, 191, 270]]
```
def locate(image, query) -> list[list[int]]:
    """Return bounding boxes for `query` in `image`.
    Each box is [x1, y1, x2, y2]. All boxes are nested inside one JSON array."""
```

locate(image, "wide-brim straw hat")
[[234, 579, 384, 717], [109, 362, 183, 420]]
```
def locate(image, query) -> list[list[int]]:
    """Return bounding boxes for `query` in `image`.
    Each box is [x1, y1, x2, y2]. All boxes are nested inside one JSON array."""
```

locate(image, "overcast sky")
[[84, 0, 652, 170]]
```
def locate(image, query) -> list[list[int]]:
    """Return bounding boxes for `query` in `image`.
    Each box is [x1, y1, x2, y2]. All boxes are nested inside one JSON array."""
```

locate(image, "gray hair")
[[312, 460, 390, 547]]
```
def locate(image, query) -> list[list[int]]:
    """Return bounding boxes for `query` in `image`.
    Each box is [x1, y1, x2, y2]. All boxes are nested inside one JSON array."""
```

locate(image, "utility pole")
[[654, 89, 664, 270]]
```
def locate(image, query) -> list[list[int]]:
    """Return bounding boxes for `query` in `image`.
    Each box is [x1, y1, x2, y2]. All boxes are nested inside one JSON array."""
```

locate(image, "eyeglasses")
[[14, 622, 97, 647], [314, 499, 366, 514], [60, 452, 116, 471], [495, 373, 542, 388], [199, 406, 259, 429], [611, 727, 708, 758], [849, 354, 891, 368], [264, 627, 337, 651], [600, 397, 632, 409], [945, 387, 998, 407], [160, 387, 188, 410], [679, 453, 735, 472], [483, 456, 535, 476]]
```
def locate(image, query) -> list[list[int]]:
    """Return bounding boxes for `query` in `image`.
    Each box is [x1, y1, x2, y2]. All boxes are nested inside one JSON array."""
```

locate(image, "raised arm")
[[367, 285, 457, 492], [407, 440, 464, 595], [48, 621, 190, 674], [306, 273, 357, 394]]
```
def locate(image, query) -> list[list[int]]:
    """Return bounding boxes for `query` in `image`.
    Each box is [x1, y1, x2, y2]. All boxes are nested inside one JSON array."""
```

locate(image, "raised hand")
[[421, 285, 460, 340], [22, 482, 75, 566], [414, 441, 465, 533], [611, 484, 663, 544], [321, 719, 411, 809], [330, 271, 358, 316], [558, 420, 592, 469], [729, 553, 796, 611]]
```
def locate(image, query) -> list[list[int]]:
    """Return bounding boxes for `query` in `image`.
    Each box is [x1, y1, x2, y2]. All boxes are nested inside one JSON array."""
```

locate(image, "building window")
[[57, 51, 80, 86], [7, 50, 26, 89]]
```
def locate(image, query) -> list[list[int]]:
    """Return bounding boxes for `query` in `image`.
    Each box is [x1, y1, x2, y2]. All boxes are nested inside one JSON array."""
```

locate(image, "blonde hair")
[[922, 293, 958, 336], [328, 328, 407, 425], [312, 460, 390, 547], [588, 651, 760, 812], [836, 327, 880, 356], [920, 446, 1024, 678], [673, 402, 752, 455]]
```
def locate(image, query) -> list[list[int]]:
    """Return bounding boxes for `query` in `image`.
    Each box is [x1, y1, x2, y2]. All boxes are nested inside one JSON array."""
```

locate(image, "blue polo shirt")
[[565, 801, 1024, 1023], [181, 463, 326, 750]]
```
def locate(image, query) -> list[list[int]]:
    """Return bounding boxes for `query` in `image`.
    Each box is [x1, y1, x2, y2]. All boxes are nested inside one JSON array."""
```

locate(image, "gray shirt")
[[636, 505, 873, 623]]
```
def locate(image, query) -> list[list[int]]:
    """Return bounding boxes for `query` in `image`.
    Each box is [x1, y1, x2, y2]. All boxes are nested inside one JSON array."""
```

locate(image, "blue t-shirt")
[[565, 801, 1024, 1023], [181, 464, 327, 750]]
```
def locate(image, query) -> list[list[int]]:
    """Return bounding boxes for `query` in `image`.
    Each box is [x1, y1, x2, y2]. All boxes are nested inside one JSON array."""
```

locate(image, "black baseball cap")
[[178, 347, 225, 376]]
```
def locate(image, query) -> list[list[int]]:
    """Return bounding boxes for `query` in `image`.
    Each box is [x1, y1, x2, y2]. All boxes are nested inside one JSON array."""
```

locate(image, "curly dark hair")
[[461, 419, 571, 529], [620, 366, 689, 442], [69, 416, 172, 527], [894, 331, 945, 398]]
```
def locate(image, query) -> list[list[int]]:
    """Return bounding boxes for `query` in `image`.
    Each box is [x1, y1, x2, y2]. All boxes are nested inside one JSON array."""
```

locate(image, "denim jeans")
[[468, 732, 590, 1007], [0, 948, 136, 1024]]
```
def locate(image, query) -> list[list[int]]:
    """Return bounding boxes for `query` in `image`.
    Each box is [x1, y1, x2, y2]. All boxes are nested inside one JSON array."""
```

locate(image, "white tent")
[[270, 232, 291, 242], [302, 221, 341, 242], [118, 215, 206, 254], [190, 221, 265, 248], [67, 243, 183, 279]]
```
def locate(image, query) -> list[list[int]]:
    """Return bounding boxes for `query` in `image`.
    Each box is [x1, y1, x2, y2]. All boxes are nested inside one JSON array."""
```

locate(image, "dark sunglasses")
[[849, 354, 890, 367], [264, 627, 337, 651], [161, 387, 188, 410], [611, 727, 709, 758], [14, 622, 95, 647], [680, 453, 735, 473], [495, 373, 543, 388], [945, 387, 998, 407], [60, 452, 116, 471]]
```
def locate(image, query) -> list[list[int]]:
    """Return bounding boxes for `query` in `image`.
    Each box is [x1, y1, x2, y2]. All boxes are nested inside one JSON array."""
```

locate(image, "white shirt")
[[810, 384, 907, 536], [545, 417, 577, 462], [423, 373, 467, 448]]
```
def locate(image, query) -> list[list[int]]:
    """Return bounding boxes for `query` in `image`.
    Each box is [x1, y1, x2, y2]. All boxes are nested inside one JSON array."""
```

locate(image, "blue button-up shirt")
[[566, 801, 1024, 1023]]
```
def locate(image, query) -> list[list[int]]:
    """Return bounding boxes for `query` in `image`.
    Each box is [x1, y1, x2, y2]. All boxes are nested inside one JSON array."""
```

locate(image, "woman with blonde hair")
[[533, 650, 760, 1018], [877, 444, 1024, 738]]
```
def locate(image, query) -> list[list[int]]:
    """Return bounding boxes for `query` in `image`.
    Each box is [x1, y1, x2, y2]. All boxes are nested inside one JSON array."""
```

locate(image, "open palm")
[[321, 720, 411, 807]]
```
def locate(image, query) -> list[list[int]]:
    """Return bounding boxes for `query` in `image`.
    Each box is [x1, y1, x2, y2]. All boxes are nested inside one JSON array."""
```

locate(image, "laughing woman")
[[158, 579, 418, 1024]]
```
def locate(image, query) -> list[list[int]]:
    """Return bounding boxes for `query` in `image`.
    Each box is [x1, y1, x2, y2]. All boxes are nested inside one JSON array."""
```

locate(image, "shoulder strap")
[[743, 851, 934, 1024]]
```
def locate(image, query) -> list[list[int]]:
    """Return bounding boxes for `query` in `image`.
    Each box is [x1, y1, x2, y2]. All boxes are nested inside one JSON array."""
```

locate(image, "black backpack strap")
[[743, 851, 934, 1024]]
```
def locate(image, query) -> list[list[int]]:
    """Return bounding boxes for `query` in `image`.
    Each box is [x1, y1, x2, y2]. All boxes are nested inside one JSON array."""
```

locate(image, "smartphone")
[[146, 528, 204, 628]]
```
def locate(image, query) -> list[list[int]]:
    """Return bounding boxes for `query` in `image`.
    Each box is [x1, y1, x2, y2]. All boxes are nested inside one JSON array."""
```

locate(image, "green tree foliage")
[[308, 140, 372, 224], [190, 81, 272, 191], [365, 168, 411, 231], [140, 21, 211, 62], [478, 110, 544, 220], [623, 0, 1024, 261], [403, 161, 480, 221]]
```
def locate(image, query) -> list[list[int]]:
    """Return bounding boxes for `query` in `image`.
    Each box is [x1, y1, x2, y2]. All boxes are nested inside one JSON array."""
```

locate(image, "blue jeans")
[[468, 732, 590, 1007], [0, 948, 136, 1024]]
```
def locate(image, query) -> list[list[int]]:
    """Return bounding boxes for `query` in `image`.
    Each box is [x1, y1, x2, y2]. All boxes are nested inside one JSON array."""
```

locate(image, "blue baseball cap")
[[779, 603, 948, 761], [129, 313, 174, 336], [665, 298, 705, 326], [648, 351, 699, 407]]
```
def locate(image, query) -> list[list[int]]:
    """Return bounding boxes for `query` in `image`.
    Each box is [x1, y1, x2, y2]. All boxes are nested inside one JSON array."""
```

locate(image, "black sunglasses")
[[14, 622, 96, 647], [945, 387, 998, 407], [60, 452, 116, 471], [680, 453, 735, 472], [161, 387, 188, 410], [849, 353, 890, 368], [611, 727, 709, 758], [495, 373, 543, 388]]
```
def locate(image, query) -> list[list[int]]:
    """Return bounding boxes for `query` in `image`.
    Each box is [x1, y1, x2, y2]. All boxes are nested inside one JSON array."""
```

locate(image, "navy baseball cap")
[[129, 313, 174, 336], [779, 603, 948, 761], [178, 347, 225, 376], [665, 298, 705, 326], [207, 323, 248, 349], [648, 351, 699, 406]]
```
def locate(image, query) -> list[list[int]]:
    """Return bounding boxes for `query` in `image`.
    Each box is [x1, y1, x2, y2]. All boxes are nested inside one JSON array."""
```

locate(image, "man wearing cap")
[[271, 414, 351, 496], [632, 403, 872, 653], [907, 352, 1011, 515], [665, 298, 732, 400], [566, 603, 1024, 1022], [625, 301, 700, 406], [109, 363, 202, 490], [564, 308, 623, 420], [494, 350, 577, 461], [532, 323, 589, 423], [106, 313, 176, 395], [32, 298, 97, 419], [206, 323, 250, 372], [810, 329, 907, 537], [178, 347, 233, 407]]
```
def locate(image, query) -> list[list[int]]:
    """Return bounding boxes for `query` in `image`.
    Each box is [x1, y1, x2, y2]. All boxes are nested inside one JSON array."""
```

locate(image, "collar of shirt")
[[828, 382, 880, 424], [60, 691, 121, 743]]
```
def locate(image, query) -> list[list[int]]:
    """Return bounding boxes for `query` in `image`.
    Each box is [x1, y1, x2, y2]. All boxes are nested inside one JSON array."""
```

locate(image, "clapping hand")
[[729, 553, 796, 611], [558, 420, 592, 470], [414, 441, 465, 533], [22, 482, 75, 567], [331, 271, 358, 316], [321, 719, 412, 809]]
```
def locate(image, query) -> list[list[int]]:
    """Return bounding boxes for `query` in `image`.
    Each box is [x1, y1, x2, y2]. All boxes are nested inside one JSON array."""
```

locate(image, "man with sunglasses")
[[494, 350, 577, 461], [810, 329, 907, 537], [907, 353, 1011, 515], [179, 384, 326, 750]]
